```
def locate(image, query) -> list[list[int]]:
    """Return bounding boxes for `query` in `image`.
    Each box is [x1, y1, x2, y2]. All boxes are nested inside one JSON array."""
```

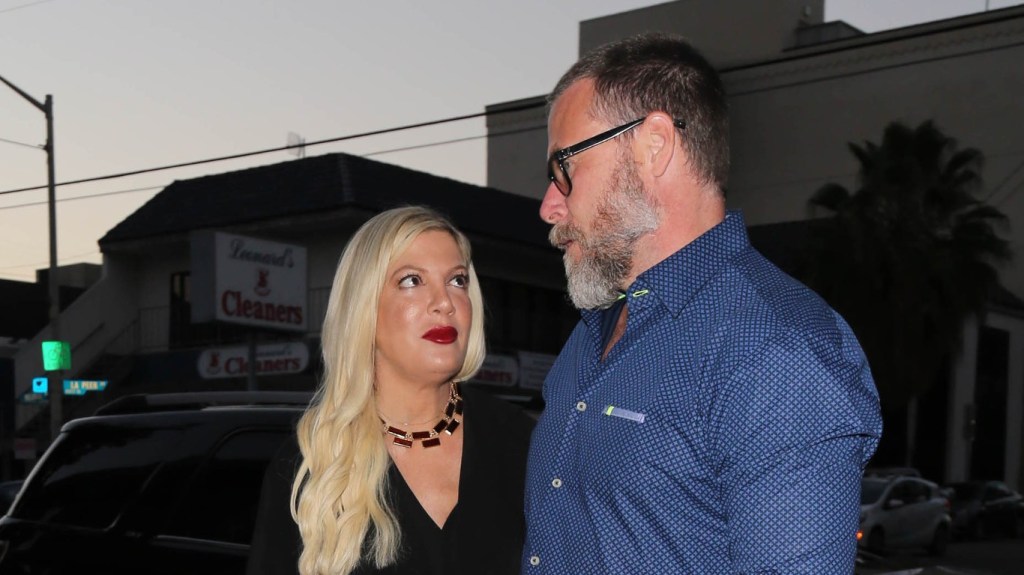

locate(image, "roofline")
[[724, 5, 1024, 73]]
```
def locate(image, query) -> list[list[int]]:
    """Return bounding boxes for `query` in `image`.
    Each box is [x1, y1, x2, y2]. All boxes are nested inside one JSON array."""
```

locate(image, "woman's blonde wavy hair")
[[291, 206, 486, 575]]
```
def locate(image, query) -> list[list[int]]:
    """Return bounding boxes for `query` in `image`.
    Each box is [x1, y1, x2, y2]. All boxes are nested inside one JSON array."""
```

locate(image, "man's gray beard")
[[551, 157, 660, 310]]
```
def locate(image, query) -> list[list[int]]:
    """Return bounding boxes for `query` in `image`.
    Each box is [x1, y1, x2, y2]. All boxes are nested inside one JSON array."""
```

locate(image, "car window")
[[985, 483, 1013, 501], [159, 429, 289, 545], [911, 481, 931, 503], [11, 426, 183, 529], [887, 480, 926, 504], [861, 478, 889, 504]]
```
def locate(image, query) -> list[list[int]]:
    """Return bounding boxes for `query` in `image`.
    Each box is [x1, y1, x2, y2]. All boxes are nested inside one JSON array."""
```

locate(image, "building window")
[[478, 276, 576, 355], [168, 271, 246, 349]]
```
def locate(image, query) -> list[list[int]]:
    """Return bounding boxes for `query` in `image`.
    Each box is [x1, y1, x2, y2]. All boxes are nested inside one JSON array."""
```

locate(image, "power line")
[[0, 248, 98, 271], [0, 185, 162, 211], [0, 0, 54, 15], [985, 155, 1024, 204], [363, 124, 543, 158], [0, 121, 544, 216], [0, 135, 41, 150], [0, 123, 545, 213], [0, 100, 545, 197]]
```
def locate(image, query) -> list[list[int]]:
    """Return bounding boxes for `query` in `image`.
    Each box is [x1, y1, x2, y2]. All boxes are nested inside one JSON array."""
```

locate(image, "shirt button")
[[551, 477, 562, 488], [575, 401, 587, 411], [529, 555, 540, 566]]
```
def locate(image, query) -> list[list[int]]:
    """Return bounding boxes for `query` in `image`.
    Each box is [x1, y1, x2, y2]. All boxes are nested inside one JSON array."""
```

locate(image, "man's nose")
[[539, 181, 567, 224]]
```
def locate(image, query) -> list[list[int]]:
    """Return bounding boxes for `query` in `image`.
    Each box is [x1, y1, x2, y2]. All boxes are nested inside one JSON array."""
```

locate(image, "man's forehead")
[[547, 80, 600, 148]]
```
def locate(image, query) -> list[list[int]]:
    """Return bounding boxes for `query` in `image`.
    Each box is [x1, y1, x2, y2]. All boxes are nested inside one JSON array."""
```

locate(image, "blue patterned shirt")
[[523, 211, 882, 574]]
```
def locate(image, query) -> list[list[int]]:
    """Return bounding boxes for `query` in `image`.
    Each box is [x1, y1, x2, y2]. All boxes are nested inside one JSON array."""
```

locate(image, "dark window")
[[169, 271, 191, 347], [12, 427, 182, 528], [860, 479, 888, 505], [160, 430, 289, 545], [910, 481, 930, 504], [169, 271, 249, 348], [972, 326, 1009, 479], [984, 482, 1013, 501], [478, 276, 576, 355], [888, 480, 927, 505]]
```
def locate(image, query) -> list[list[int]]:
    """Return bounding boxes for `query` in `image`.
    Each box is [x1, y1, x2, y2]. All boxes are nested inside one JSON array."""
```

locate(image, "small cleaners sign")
[[197, 342, 310, 379], [191, 231, 308, 332]]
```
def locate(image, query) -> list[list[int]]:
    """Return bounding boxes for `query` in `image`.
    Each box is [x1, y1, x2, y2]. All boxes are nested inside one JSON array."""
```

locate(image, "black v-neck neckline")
[[389, 411, 470, 531]]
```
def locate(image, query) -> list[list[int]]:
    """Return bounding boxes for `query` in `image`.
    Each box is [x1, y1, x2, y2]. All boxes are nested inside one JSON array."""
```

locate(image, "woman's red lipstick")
[[422, 326, 458, 344]]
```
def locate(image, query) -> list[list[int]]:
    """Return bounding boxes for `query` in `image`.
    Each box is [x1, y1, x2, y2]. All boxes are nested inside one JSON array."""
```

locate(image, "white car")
[[859, 475, 952, 555]]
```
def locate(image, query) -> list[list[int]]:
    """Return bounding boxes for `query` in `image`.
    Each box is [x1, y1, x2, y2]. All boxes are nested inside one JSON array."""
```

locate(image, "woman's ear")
[[642, 112, 678, 178]]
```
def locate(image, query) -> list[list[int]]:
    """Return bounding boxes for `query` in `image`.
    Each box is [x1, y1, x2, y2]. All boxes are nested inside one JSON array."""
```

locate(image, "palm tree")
[[803, 121, 1011, 464]]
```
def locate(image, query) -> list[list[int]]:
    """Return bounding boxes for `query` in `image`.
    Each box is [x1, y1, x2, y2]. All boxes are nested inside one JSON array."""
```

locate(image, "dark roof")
[[99, 153, 550, 249]]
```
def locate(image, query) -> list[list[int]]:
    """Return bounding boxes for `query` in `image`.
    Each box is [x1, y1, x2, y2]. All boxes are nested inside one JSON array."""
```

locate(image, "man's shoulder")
[[695, 245, 860, 362]]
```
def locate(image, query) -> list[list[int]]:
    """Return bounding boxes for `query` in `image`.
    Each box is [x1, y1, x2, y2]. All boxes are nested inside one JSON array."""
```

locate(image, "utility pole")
[[0, 73, 61, 445]]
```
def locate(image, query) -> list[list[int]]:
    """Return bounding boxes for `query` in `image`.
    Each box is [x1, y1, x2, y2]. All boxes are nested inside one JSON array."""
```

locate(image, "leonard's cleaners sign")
[[197, 342, 310, 379], [191, 231, 308, 332]]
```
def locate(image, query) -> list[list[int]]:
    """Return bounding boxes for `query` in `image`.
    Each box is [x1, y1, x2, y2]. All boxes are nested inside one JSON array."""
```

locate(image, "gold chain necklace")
[[380, 382, 463, 448]]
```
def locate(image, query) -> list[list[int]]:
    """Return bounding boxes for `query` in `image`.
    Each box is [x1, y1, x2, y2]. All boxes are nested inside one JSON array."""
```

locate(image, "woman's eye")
[[398, 275, 422, 288], [449, 274, 469, 288]]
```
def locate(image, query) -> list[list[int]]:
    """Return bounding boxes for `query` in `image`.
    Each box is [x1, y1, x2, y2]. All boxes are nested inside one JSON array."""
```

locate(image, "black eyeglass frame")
[[547, 117, 686, 197]]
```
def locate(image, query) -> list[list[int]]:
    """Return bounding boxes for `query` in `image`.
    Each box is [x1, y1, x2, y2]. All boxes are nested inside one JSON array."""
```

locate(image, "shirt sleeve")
[[710, 329, 882, 574], [247, 437, 303, 575]]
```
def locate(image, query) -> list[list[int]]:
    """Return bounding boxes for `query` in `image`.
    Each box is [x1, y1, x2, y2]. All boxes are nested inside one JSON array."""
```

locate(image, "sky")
[[1, 0, 1021, 282]]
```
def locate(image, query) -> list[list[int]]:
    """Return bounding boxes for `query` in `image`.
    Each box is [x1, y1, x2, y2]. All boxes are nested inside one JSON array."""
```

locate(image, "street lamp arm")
[[0, 72, 46, 113]]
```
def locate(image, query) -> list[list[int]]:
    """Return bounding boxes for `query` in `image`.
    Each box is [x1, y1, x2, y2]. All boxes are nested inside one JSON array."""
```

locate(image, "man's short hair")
[[550, 33, 730, 191]]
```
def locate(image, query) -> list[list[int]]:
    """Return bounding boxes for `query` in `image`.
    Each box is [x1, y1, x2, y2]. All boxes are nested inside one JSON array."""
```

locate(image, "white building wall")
[[579, 0, 824, 66], [725, 17, 1024, 296]]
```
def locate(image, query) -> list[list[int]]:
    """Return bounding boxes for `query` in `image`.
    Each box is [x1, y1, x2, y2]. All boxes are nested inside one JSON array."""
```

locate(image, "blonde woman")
[[248, 206, 535, 575]]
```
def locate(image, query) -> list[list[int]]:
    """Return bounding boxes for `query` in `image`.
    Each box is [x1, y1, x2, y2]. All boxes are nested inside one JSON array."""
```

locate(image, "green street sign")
[[41, 340, 71, 371]]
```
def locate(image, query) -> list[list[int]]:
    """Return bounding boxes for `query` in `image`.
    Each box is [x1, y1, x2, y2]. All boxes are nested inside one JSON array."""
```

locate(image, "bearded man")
[[523, 33, 883, 574]]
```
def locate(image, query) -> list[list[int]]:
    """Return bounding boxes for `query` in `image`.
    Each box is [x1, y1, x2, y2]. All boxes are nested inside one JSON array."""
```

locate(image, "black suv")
[[0, 392, 309, 575]]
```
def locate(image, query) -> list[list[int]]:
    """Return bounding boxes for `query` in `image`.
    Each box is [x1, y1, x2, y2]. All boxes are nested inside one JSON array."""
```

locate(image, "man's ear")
[[641, 112, 678, 178]]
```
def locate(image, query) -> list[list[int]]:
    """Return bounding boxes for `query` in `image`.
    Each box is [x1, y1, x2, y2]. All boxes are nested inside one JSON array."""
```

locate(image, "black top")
[[247, 387, 535, 575]]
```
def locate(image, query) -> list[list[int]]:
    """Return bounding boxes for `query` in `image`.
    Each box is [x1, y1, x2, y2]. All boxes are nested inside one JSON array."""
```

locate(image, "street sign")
[[41, 340, 71, 371], [32, 376, 48, 395], [63, 379, 108, 396], [18, 391, 47, 405]]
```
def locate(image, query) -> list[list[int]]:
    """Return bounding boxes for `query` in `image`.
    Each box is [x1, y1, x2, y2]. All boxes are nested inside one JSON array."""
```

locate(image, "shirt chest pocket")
[[573, 403, 714, 518], [575, 395, 663, 482]]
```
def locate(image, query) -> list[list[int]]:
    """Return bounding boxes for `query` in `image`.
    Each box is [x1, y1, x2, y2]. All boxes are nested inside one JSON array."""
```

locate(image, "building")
[[1, 263, 100, 477], [10, 153, 574, 458], [485, 0, 1024, 488]]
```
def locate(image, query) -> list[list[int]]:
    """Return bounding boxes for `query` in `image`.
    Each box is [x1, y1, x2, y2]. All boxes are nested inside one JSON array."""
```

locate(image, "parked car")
[[0, 391, 309, 575], [945, 480, 1024, 540], [0, 481, 23, 516], [864, 466, 921, 478], [859, 475, 952, 556]]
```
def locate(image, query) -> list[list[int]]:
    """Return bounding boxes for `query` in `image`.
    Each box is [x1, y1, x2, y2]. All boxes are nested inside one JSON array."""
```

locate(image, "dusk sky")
[[1, 0, 1020, 281]]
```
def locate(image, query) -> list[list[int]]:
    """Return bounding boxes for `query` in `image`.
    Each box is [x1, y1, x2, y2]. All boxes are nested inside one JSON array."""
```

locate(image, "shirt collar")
[[580, 210, 750, 326]]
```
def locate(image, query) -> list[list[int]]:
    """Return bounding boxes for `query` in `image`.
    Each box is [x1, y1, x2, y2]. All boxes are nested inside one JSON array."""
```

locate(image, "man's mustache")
[[549, 223, 582, 250]]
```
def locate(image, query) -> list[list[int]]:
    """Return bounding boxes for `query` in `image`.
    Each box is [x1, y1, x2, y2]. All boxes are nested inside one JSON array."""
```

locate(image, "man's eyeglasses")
[[546, 117, 686, 197]]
